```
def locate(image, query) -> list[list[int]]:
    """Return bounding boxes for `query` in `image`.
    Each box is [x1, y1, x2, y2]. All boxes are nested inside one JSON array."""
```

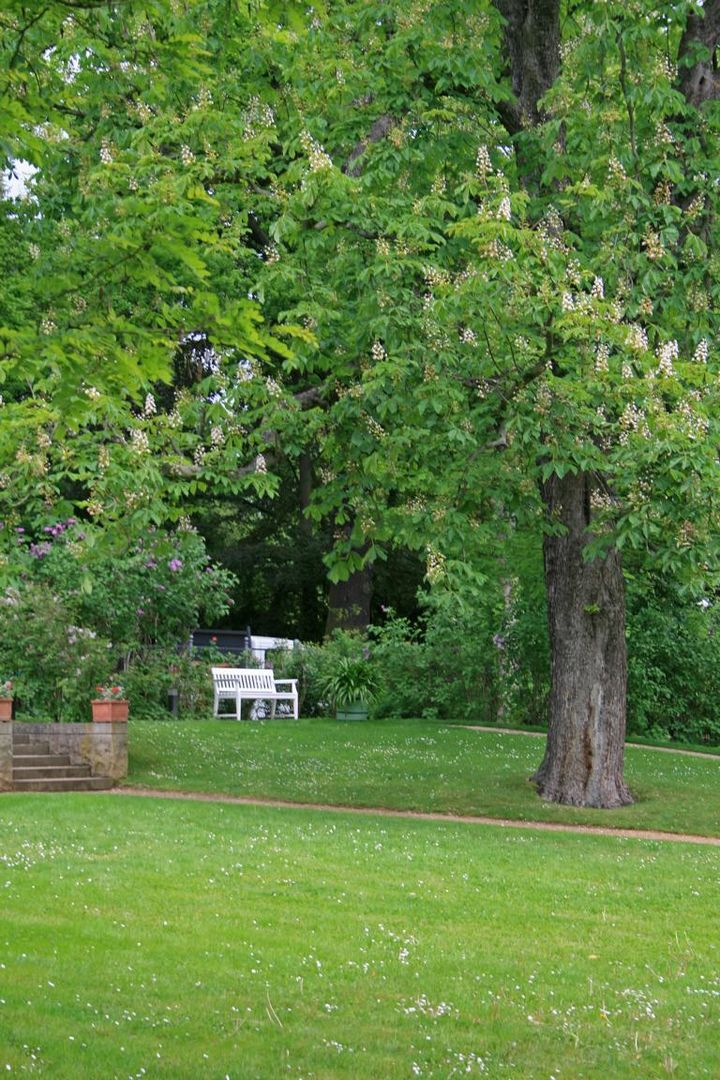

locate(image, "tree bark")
[[532, 473, 632, 807], [678, 0, 720, 107], [324, 562, 373, 637], [494, 0, 561, 129]]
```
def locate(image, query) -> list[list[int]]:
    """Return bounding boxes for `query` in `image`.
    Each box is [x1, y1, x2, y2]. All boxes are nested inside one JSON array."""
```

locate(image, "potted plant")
[[91, 684, 129, 723], [318, 656, 378, 721], [0, 680, 14, 721]]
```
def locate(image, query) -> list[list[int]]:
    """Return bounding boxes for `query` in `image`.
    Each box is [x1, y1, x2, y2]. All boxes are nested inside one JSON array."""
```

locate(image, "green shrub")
[[120, 647, 257, 719], [23, 521, 236, 650], [272, 633, 364, 716], [368, 599, 503, 723], [367, 611, 429, 718], [0, 519, 239, 721], [0, 583, 114, 722], [626, 584, 720, 744], [500, 579, 550, 728]]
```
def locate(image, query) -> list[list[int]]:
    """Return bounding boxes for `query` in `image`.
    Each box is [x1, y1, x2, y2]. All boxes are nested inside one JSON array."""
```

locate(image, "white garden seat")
[[211, 667, 298, 720]]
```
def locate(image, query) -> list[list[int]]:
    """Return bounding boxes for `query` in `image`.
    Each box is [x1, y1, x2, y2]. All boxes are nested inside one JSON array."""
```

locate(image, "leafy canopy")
[[1, 1, 719, 594]]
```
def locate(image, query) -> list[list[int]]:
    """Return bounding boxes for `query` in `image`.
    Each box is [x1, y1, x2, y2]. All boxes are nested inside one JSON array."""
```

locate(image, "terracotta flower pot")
[[91, 699, 129, 723], [0, 697, 12, 721]]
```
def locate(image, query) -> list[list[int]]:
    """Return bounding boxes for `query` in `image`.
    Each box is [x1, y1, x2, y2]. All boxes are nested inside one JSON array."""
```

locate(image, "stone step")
[[13, 764, 92, 780], [12, 776, 113, 792], [13, 741, 51, 755], [13, 753, 72, 768]]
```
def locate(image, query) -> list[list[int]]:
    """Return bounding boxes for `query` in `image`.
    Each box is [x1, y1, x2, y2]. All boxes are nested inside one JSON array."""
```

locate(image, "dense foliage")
[[277, 585, 720, 745], [0, 521, 235, 720], [6, 2, 717, 582], [0, 0, 288, 549], [2, 1, 720, 776]]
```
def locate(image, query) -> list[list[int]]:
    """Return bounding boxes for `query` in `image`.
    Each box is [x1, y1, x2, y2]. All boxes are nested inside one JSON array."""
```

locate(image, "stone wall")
[[0, 723, 11, 791], [1, 721, 128, 790]]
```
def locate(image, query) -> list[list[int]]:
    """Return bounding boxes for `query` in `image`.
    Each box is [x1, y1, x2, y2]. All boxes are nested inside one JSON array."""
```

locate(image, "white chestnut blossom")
[[130, 429, 150, 455], [425, 546, 446, 584], [656, 339, 678, 377], [608, 155, 626, 181], [475, 144, 492, 178], [300, 130, 332, 172], [626, 324, 648, 352], [594, 343, 610, 373], [365, 415, 386, 440], [693, 339, 709, 364]]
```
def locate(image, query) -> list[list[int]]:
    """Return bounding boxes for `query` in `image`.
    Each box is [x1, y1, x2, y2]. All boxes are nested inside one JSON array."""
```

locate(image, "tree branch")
[[0, 6, 49, 102], [342, 114, 396, 177], [294, 386, 325, 408], [617, 30, 636, 160]]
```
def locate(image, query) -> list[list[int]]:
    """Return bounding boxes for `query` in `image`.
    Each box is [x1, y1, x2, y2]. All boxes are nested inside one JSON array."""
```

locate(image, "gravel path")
[[105, 786, 720, 847]]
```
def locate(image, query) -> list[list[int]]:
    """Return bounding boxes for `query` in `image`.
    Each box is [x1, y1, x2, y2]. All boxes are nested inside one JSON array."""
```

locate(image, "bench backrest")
[[212, 667, 276, 692]]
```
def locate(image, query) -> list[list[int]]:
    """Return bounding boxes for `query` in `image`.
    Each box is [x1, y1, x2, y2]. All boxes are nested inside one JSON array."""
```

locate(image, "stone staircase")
[[12, 732, 113, 792]]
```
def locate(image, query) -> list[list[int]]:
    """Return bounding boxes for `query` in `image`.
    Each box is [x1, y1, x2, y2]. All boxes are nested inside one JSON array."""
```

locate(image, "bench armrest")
[[273, 679, 298, 689]]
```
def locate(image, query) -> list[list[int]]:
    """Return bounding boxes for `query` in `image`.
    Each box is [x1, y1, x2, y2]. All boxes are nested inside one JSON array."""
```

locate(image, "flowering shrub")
[[0, 520, 238, 721], [0, 679, 13, 699], [7, 520, 237, 650], [0, 584, 114, 721]]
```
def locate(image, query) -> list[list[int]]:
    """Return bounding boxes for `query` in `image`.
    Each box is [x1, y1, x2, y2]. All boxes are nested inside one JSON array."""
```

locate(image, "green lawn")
[[127, 718, 720, 837], [2, 794, 719, 1079]]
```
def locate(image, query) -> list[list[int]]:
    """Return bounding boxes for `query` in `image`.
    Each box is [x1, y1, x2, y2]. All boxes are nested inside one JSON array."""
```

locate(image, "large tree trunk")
[[532, 473, 632, 807], [491, 1, 634, 807], [324, 562, 373, 636]]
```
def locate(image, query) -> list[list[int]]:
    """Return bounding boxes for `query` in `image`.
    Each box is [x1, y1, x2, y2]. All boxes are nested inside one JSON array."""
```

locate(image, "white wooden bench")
[[211, 667, 299, 720]]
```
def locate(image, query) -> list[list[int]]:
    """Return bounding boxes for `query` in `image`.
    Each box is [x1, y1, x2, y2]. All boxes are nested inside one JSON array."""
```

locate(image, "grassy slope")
[[2, 794, 719, 1080], [126, 719, 720, 837]]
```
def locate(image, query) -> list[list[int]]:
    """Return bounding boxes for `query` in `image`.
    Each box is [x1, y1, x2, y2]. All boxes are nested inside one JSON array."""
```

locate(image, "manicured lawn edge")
[[125, 719, 720, 839]]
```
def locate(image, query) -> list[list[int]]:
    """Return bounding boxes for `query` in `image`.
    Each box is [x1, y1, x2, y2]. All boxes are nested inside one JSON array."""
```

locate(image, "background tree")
[[0, 0, 287, 552]]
